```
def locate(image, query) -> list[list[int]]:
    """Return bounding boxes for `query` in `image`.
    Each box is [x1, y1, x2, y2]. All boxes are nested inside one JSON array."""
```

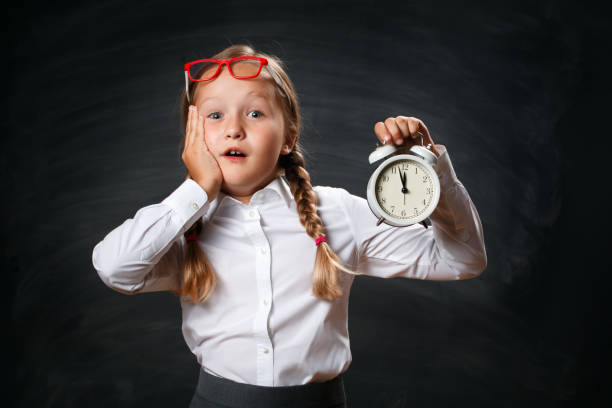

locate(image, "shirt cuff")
[[161, 178, 210, 228], [432, 144, 461, 190]]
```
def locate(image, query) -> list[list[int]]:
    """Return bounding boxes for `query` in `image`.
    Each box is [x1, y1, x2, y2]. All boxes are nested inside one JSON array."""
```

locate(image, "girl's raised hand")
[[374, 116, 441, 158], [182, 105, 223, 201]]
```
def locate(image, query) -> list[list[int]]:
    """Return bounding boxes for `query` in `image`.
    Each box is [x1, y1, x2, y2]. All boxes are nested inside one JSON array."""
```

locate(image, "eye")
[[248, 110, 263, 118], [207, 112, 222, 120]]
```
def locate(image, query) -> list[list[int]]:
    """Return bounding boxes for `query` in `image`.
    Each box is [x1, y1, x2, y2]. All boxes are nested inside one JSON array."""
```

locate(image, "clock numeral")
[[423, 198, 426, 206], [401, 210, 406, 217], [381, 197, 386, 204], [422, 176, 428, 183], [391, 205, 395, 213], [426, 187, 431, 194], [414, 207, 418, 215], [391, 166, 397, 174], [377, 185, 382, 193], [382, 175, 389, 182], [415, 167, 418, 174], [401, 162, 409, 170]]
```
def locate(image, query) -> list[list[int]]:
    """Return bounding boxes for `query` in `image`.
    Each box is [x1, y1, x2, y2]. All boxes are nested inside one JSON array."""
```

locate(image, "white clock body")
[[366, 149, 440, 227]]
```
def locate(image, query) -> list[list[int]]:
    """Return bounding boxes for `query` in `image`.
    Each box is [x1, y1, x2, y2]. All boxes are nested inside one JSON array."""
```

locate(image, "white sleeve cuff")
[[161, 178, 210, 229], [433, 144, 461, 189]]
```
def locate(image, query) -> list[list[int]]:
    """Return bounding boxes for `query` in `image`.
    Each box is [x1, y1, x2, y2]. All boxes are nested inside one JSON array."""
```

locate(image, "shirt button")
[[263, 299, 269, 305], [263, 348, 269, 354], [249, 210, 256, 218], [191, 202, 199, 210], [260, 247, 267, 255], [260, 192, 265, 199]]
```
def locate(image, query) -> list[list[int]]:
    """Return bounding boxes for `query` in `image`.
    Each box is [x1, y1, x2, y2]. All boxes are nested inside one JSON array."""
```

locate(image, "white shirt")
[[92, 144, 487, 387]]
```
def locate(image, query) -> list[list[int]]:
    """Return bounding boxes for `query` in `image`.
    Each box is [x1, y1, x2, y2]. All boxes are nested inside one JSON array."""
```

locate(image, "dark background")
[[5, 0, 611, 406]]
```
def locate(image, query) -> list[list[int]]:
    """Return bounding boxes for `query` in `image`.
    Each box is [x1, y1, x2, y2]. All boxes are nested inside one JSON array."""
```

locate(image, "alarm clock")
[[366, 132, 440, 228]]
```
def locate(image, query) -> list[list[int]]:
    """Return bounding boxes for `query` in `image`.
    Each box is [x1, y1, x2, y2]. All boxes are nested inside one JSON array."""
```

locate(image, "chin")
[[224, 172, 276, 195], [221, 177, 255, 195]]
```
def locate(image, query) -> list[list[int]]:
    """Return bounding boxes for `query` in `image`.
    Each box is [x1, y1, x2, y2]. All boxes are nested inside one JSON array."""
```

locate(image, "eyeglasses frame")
[[184, 56, 288, 106]]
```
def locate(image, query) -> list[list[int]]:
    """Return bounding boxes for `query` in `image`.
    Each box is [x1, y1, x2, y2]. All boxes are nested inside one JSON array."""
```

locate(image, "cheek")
[[262, 131, 284, 154], [264, 122, 285, 148], [203, 122, 221, 141], [203, 121, 214, 134], [202, 129, 219, 150]]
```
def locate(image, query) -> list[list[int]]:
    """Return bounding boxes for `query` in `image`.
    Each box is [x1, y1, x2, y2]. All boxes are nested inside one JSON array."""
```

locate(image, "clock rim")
[[366, 153, 441, 227]]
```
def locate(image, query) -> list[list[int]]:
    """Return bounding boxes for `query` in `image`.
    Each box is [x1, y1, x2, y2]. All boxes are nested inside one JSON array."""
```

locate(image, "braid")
[[280, 149, 359, 301], [169, 175, 217, 304], [281, 150, 325, 238]]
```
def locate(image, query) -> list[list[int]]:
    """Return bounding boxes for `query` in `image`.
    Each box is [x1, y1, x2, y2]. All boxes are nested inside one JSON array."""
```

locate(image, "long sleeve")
[[92, 178, 211, 294], [338, 144, 487, 281]]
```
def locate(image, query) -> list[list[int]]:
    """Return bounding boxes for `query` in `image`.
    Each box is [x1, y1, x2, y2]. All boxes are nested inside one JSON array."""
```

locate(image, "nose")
[[224, 114, 245, 140]]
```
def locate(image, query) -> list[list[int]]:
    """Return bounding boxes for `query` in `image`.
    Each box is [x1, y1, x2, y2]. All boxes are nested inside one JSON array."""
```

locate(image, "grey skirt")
[[189, 367, 347, 408]]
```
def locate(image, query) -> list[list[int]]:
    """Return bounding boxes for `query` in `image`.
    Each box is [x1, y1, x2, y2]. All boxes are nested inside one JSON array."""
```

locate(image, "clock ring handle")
[[415, 131, 435, 150], [416, 131, 434, 152], [416, 131, 424, 146]]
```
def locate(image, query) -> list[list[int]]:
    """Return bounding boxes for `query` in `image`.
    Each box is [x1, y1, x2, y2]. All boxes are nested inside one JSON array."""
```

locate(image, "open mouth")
[[223, 148, 247, 161], [224, 150, 247, 161], [224, 151, 246, 157]]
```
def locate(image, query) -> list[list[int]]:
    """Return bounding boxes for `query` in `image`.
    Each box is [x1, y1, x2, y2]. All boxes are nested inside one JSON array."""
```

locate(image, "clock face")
[[375, 159, 436, 222]]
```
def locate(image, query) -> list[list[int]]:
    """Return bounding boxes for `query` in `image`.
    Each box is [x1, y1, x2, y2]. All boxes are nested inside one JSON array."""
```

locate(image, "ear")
[[282, 124, 298, 155]]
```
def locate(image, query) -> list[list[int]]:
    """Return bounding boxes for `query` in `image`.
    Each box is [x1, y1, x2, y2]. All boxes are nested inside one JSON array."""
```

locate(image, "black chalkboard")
[[6, 0, 611, 406]]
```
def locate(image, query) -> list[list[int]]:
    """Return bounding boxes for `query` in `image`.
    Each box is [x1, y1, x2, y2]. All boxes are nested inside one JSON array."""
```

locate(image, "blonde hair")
[[171, 44, 358, 304]]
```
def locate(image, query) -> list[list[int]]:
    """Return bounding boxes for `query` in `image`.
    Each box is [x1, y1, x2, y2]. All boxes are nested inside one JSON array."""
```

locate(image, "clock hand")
[[400, 170, 409, 204], [401, 171, 409, 192]]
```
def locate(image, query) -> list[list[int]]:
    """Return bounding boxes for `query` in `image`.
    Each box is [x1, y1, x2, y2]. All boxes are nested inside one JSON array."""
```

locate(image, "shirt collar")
[[266, 174, 295, 209], [211, 172, 295, 211]]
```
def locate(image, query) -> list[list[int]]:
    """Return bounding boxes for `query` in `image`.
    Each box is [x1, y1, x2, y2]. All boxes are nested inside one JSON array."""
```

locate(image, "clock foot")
[[419, 220, 429, 229], [376, 217, 385, 226]]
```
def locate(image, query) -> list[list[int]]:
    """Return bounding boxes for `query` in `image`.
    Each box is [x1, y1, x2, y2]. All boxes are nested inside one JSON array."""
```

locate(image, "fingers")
[[402, 116, 432, 145], [374, 121, 390, 144], [196, 110, 207, 150], [385, 117, 403, 145], [185, 106, 191, 148], [186, 105, 205, 151], [395, 116, 413, 141], [375, 117, 409, 146], [186, 105, 195, 149], [375, 116, 435, 148]]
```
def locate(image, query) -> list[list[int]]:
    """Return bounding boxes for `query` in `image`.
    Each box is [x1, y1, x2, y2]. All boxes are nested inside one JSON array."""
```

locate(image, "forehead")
[[193, 68, 277, 106]]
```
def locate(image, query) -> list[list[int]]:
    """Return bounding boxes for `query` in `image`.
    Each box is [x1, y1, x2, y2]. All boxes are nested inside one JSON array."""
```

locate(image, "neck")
[[225, 168, 284, 206]]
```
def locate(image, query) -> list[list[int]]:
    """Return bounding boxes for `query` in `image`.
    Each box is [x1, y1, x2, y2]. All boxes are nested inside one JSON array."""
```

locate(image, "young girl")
[[92, 44, 487, 408]]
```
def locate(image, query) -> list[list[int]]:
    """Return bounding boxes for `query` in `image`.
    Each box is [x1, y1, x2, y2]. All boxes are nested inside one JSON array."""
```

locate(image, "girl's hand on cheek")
[[182, 105, 223, 201], [374, 116, 441, 158]]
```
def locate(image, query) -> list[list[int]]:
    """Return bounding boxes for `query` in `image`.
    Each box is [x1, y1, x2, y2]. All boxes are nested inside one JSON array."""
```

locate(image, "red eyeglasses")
[[185, 56, 270, 103], [185, 56, 268, 81], [183, 55, 291, 108]]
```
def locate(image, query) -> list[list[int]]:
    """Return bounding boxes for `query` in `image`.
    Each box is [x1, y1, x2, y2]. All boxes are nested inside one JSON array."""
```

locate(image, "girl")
[[92, 44, 487, 408]]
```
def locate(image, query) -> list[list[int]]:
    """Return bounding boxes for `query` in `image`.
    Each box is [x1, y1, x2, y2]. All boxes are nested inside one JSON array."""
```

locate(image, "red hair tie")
[[186, 234, 198, 242], [315, 236, 327, 246]]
